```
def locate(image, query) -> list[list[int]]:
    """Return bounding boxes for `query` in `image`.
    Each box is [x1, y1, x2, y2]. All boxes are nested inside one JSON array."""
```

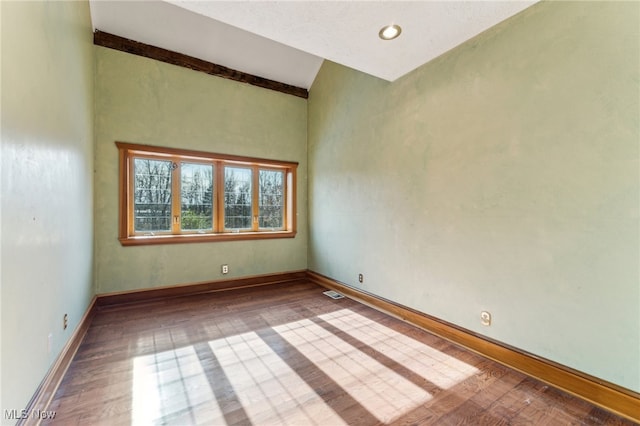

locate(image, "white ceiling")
[[89, 1, 538, 90]]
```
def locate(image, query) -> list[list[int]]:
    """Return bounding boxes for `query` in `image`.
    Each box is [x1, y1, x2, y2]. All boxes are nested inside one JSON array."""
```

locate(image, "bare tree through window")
[[134, 158, 172, 232], [181, 163, 213, 231], [224, 167, 252, 229], [259, 170, 284, 229]]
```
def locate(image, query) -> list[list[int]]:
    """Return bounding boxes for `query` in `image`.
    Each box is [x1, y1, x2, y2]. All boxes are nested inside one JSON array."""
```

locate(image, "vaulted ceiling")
[[89, 1, 538, 90]]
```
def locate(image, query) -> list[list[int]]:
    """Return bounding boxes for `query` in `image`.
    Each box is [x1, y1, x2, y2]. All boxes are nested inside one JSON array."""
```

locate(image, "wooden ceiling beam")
[[93, 30, 309, 99]]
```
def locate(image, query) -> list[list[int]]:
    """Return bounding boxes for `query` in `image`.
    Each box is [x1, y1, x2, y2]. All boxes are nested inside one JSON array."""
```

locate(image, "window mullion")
[[215, 161, 224, 233], [283, 168, 289, 231], [171, 159, 181, 234], [252, 166, 259, 231], [125, 152, 135, 237]]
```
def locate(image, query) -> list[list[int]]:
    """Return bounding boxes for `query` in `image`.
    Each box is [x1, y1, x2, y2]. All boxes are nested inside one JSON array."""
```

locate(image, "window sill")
[[119, 231, 296, 246]]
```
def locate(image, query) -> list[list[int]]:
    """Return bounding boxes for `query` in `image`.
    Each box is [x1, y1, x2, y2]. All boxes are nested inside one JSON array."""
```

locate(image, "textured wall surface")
[[1, 0, 95, 413], [94, 47, 308, 293], [308, 1, 639, 391]]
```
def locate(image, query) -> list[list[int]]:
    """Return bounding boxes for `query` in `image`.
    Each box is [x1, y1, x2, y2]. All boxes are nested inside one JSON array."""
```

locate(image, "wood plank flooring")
[[46, 281, 635, 425]]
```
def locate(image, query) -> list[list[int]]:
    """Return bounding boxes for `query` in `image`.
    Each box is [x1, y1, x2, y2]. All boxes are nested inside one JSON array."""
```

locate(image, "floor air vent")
[[323, 290, 345, 299]]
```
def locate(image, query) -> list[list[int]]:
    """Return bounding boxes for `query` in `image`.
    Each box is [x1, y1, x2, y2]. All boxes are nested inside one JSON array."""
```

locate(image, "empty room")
[[1, 0, 638, 424]]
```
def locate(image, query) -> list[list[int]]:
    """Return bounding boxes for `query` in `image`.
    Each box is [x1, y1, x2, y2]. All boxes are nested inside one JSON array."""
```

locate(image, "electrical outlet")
[[480, 311, 492, 326], [358, 273, 363, 283], [221, 264, 229, 274], [63, 314, 68, 330]]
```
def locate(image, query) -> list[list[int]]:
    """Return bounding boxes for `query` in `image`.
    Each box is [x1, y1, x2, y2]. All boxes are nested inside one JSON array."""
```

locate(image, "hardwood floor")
[[46, 281, 634, 425]]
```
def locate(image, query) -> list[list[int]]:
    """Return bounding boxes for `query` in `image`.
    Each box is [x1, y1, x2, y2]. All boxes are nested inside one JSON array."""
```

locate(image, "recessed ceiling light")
[[379, 24, 402, 41]]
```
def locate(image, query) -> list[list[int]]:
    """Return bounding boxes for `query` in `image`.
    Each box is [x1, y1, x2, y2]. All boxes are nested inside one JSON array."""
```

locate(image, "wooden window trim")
[[116, 142, 297, 246]]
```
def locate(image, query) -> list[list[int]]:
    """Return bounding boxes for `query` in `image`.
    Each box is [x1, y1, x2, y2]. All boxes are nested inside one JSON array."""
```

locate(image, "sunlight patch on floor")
[[318, 309, 479, 389], [209, 332, 348, 426], [130, 308, 479, 425], [273, 316, 433, 423], [132, 345, 222, 425]]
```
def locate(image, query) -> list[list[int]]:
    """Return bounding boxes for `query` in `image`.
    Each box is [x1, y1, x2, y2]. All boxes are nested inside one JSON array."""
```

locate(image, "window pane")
[[181, 163, 213, 231], [224, 167, 252, 229], [259, 170, 284, 229], [134, 158, 172, 232]]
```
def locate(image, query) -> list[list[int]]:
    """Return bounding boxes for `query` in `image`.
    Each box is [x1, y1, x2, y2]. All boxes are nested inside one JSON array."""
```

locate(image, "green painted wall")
[[308, 1, 639, 392], [94, 47, 308, 293], [1, 0, 95, 413]]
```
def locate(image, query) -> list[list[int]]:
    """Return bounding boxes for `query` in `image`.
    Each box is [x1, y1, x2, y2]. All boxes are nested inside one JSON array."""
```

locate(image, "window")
[[117, 142, 297, 246]]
